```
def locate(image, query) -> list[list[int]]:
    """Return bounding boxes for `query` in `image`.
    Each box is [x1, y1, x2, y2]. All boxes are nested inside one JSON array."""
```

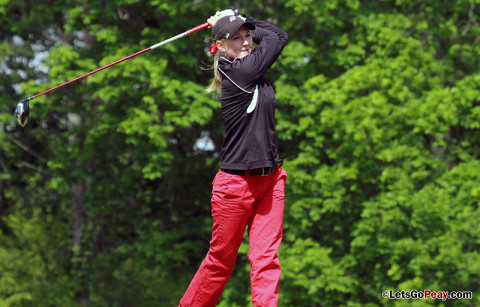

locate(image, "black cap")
[[212, 15, 255, 41]]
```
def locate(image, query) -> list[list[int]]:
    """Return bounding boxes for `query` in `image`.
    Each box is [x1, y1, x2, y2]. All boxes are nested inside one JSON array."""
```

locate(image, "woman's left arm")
[[232, 15, 288, 84], [247, 15, 288, 54]]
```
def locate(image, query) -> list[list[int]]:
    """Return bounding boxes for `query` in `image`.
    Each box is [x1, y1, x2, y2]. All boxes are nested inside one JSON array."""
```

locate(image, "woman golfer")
[[179, 9, 288, 307]]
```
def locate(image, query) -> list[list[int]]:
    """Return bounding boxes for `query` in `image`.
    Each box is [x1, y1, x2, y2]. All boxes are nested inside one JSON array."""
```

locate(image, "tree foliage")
[[1, 0, 479, 306]]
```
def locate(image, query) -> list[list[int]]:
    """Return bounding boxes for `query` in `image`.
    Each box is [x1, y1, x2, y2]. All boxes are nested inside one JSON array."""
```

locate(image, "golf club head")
[[15, 98, 29, 127]]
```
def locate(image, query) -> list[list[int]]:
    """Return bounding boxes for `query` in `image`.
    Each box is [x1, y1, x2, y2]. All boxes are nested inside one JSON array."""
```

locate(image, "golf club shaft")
[[29, 22, 209, 101]]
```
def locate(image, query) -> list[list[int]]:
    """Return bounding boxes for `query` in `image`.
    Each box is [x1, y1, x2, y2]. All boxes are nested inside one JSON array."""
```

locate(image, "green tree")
[[1, 0, 479, 306]]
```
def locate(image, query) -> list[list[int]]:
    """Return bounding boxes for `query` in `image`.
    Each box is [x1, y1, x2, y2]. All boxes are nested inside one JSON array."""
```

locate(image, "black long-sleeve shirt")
[[218, 15, 288, 170]]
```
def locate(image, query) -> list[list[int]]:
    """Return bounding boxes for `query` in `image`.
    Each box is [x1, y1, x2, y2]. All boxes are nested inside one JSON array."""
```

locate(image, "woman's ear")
[[216, 41, 226, 54]]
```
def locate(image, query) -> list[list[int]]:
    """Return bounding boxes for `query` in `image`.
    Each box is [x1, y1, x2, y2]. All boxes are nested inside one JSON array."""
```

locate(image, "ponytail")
[[206, 52, 222, 93]]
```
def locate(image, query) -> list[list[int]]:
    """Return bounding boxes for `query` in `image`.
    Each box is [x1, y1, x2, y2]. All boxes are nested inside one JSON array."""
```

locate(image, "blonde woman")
[[179, 9, 288, 307]]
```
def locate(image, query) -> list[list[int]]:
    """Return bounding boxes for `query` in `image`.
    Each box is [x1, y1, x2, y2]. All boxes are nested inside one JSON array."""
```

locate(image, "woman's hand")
[[208, 9, 236, 28]]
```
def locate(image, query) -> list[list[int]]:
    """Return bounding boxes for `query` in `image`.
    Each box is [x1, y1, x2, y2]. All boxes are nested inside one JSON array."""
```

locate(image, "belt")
[[222, 161, 283, 177]]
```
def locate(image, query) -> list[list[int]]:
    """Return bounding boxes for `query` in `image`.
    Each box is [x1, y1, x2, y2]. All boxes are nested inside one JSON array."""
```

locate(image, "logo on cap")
[[229, 16, 236, 22]]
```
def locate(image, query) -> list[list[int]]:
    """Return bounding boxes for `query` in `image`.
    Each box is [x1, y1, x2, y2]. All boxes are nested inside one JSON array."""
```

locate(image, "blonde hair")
[[206, 51, 222, 93], [205, 29, 254, 93]]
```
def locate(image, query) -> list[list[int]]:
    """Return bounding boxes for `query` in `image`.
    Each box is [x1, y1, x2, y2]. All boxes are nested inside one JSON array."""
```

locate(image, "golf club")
[[15, 22, 210, 126]]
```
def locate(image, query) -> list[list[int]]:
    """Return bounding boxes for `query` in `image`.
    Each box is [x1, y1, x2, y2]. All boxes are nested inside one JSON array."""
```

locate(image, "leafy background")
[[1, 0, 479, 306]]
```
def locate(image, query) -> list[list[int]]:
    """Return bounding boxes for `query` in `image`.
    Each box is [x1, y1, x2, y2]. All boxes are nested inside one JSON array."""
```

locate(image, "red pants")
[[179, 168, 287, 307]]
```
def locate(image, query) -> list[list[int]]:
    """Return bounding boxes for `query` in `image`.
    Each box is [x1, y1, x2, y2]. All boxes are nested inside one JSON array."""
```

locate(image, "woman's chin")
[[238, 51, 252, 58]]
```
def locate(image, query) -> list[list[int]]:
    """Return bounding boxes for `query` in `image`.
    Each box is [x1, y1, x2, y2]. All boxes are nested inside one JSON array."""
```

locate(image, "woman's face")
[[218, 26, 253, 59]]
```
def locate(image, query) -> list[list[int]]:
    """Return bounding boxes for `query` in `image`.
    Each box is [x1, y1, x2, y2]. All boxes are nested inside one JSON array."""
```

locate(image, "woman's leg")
[[180, 170, 254, 307], [247, 168, 287, 307]]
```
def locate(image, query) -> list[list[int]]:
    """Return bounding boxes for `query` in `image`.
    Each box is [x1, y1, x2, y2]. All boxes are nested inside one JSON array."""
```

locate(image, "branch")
[[19, 161, 42, 172], [469, 4, 480, 29], [1, 131, 45, 161], [462, 4, 480, 36], [0, 155, 8, 173]]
